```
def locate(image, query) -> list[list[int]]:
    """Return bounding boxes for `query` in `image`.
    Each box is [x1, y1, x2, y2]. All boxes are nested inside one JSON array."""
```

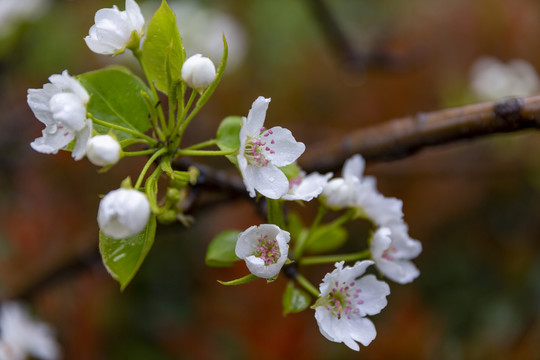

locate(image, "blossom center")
[[326, 280, 363, 320], [382, 245, 397, 261], [253, 234, 281, 265], [244, 127, 276, 167], [288, 174, 303, 190]]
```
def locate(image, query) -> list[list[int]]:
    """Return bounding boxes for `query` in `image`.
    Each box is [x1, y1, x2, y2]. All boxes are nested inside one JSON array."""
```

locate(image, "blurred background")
[[1, 0, 540, 359]]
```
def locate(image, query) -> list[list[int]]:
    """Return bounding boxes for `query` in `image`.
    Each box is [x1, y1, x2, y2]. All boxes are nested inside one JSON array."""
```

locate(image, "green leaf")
[[205, 230, 241, 267], [282, 281, 311, 315], [99, 215, 157, 290], [142, 0, 184, 94], [78, 67, 153, 140], [287, 212, 305, 240], [218, 274, 258, 286], [216, 116, 242, 165], [280, 163, 302, 180], [304, 225, 348, 254]]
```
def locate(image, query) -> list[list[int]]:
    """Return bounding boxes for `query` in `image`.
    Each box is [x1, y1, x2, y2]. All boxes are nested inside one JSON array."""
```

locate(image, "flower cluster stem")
[[267, 199, 286, 229], [296, 274, 320, 297], [298, 250, 371, 266], [134, 147, 167, 190], [89, 115, 157, 145]]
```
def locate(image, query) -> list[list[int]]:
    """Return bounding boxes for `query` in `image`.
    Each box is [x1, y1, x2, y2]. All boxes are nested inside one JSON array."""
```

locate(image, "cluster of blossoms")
[[26, 0, 423, 353], [28, 0, 219, 241], [0, 302, 60, 360], [229, 97, 422, 350]]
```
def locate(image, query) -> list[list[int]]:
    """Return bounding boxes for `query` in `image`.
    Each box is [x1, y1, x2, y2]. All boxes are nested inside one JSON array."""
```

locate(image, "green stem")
[[295, 205, 327, 259], [175, 149, 235, 157], [296, 274, 320, 297], [328, 208, 357, 229], [167, 81, 180, 134], [298, 250, 371, 266], [174, 90, 198, 146], [267, 198, 285, 229], [123, 149, 156, 157], [184, 139, 218, 151], [89, 115, 157, 145], [120, 138, 152, 148], [132, 48, 167, 136], [134, 147, 167, 190]]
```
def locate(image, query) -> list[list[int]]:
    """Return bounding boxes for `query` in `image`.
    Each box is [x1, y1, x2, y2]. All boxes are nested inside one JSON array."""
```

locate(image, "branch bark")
[[300, 96, 540, 172]]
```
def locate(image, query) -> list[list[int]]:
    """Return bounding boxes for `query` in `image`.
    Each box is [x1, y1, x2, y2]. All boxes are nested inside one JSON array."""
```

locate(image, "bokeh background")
[[1, 0, 540, 359]]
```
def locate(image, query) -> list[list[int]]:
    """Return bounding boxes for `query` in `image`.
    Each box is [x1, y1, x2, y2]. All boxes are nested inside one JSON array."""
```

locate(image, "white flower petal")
[[30, 126, 75, 155], [342, 154, 365, 181], [244, 164, 289, 199], [49, 93, 87, 131], [354, 275, 390, 316], [72, 120, 92, 161], [282, 172, 332, 201], [244, 96, 270, 135], [264, 126, 305, 167], [126, 0, 144, 32], [346, 317, 377, 348]]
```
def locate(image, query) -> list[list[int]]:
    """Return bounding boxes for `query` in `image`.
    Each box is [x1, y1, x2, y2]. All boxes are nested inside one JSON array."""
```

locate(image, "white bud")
[[98, 188, 150, 239], [181, 54, 216, 90], [86, 135, 121, 167]]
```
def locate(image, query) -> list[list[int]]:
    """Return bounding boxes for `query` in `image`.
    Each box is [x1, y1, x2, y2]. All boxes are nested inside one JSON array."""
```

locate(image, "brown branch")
[[301, 96, 540, 173]]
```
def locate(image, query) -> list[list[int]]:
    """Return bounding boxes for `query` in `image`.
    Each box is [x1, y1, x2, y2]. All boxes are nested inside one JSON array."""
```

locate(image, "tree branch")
[[306, 0, 414, 71], [300, 96, 540, 173]]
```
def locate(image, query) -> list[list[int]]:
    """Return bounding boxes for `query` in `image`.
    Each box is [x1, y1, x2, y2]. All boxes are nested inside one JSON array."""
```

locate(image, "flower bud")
[[181, 54, 216, 90], [86, 135, 121, 167], [98, 188, 150, 239]]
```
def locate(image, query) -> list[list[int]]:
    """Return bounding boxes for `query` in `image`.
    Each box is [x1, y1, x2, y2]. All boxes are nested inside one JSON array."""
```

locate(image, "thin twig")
[[307, 0, 406, 71]]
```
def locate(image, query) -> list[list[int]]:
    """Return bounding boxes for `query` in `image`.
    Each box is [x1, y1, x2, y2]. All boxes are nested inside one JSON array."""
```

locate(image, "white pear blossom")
[[98, 188, 151, 239], [237, 97, 306, 199], [357, 187, 404, 227], [0, 302, 60, 360], [28, 70, 92, 161], [235, 224, 290, 279], [370, 225, 422, 284], [282, 171, 333, 201], [313, 261, 390, 351], [84, 0, 144, 55], [322, 155, 375, 209], [181, 54, 216, 91], [470, 57, 539, 101], [86, 135, 122, 167]]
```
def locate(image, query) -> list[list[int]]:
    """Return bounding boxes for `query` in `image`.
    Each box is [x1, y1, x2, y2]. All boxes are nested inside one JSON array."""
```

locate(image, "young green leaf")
[[78, 67, 154, 140], [216, 116, 242, 164], [99, 215, 157, 290], [142, 0, 184, 94], [205, 229, 241, 267], [304, 225, 348, 254], [282, 281, 311, 315]]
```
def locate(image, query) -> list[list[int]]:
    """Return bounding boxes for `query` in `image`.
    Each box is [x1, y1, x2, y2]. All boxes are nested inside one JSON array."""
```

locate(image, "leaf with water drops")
[[99, 215, 157, 290]]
